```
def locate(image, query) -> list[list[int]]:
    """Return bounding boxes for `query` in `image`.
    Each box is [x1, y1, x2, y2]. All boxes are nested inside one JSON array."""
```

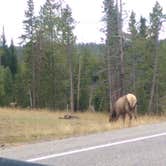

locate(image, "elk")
[[109, 93, 137, 125], [9, 102, 17, 108]]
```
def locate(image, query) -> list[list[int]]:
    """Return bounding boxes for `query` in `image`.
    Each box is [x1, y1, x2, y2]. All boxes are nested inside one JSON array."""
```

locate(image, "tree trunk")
[[132, 52, 136, 93], [148, 39, 159, 113], [67, 38, 74, 112], [32, 45, 36, 108], [29, 88, 33, 108], [88, 84, 96, 112], [116, 0, 125, 96], [77, 55, 81, 111], [106, 40, 113, 112]]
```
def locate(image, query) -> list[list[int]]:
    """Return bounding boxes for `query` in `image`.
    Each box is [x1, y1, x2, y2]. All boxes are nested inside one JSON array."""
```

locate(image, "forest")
[[0, 0, 166, 115]]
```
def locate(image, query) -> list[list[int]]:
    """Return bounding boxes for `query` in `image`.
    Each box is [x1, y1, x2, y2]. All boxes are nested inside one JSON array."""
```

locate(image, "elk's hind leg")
[[122, 113, 126, 127], [127, 112, 132, 127]]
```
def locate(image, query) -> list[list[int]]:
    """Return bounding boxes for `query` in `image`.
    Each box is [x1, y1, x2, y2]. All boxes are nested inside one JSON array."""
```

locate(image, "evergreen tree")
[[9, 39, 18, 76], [22, 0, 37, 108], [14, 64, 30, 107], [103, 0, 126, 111], [0, 67, 13, 105], [148, 1, 165, 113], [1, 27, 10, 67], [22, 0, 35, 43], [127, 11, 138, 93], [0, 67, 5, 105], [129, 11, 137, 38], [61, 5, 76, 112], [36, 0, 68, 109], [139, 16, 148, 38], [4, 67, 13, 104]]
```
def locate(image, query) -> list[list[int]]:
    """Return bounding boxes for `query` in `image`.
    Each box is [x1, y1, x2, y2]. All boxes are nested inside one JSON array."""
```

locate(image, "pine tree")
[[116, 0, 125, 96], [22, 0, 35, 43], [1, 27, 10, 67], [61, 5, 76, 112], [128, 11, 137, 92], [4, 67, 13, 105], [22, 0, 36, 108], [129, 11, 137, 38], [104, 0, 126, 109], [9, 39, 18, 76], [139, 16, 148, 38], [148, 1, 165, 113], [36, 0, 67, 109]]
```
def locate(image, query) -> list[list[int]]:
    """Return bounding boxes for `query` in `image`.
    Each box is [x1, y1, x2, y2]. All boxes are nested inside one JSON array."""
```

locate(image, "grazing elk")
[[109, 93, 137, 125], [9, 102, 17, 108]]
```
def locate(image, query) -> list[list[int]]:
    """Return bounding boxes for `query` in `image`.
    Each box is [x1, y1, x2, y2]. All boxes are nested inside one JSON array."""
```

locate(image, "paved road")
[[0, 122, 166, 166]]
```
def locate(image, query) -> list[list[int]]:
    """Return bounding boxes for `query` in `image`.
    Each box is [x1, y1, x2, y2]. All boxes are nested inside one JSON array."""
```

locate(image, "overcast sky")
[[0, 0, 165, 45]]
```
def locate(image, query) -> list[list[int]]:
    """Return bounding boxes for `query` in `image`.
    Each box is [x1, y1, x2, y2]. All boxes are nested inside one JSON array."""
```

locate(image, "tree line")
[[0, 0, 166, 114]]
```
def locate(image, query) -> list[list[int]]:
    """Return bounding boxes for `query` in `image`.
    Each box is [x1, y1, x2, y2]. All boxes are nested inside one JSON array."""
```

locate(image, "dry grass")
[[0, 107, 166, 146]]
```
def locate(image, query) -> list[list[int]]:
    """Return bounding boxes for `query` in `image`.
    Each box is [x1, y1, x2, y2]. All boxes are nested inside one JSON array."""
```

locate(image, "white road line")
[[27, 132, 166, 162]]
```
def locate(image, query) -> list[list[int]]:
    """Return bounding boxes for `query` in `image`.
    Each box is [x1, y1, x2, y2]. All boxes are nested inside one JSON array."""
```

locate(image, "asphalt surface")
[[0, 122, 166, 166]]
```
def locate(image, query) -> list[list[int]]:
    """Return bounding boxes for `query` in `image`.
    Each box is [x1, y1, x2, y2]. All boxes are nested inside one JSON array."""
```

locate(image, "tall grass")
[[0, 108, 166, 146]]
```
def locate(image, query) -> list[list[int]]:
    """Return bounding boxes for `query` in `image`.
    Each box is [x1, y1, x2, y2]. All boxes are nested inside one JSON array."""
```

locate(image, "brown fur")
[[109, 93, 137, 124]]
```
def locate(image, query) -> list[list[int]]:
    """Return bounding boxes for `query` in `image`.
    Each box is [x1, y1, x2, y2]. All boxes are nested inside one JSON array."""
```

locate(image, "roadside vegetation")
[[0, 108, 166, 146]]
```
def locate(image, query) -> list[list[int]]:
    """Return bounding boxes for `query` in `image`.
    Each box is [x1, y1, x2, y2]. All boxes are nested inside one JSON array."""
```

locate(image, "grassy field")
[[0, 107, 166, 146]]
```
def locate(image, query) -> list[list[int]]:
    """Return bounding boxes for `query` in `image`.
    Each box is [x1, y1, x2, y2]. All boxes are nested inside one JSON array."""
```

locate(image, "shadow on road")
[[0, 157, 49, 166]]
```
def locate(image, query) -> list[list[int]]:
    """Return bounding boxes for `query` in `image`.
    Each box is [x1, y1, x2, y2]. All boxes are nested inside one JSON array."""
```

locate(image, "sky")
[[0, 0, 165, 45]]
